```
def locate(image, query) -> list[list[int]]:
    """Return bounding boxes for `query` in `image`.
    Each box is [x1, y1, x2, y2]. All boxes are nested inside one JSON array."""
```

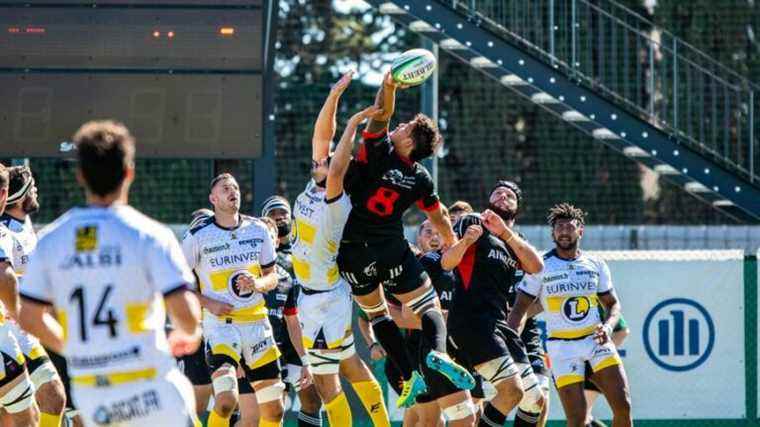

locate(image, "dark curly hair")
[[547, 203, 587, 226], [409, 113, 442, 162]]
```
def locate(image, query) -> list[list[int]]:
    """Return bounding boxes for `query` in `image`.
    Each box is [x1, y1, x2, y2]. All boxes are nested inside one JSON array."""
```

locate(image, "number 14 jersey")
[[20, 205, 195, 379], [342, 129, 440, 242]]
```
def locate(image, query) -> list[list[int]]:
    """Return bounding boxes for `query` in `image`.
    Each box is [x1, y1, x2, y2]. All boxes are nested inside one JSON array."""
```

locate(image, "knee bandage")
[[358, 300, 388, 315], [516, 363, 544, 413], [476, 356, 518, 386], [443, 400, 478, 421], [211, 365, 238, 395], [29, 361, 60, 389], [255, 381, 285, 403], [1, 377, 35, 413], [406, 287, 437, 315]]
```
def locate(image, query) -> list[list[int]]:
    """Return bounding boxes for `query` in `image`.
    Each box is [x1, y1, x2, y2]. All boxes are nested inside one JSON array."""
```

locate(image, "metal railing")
[[444, 0, 759, 183]]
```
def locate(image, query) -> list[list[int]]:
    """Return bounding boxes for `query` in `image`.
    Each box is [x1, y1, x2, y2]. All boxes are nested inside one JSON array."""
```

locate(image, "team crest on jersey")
[[381, 169, 415, 189], [562, 296, 592, 323], [229, 270, 256, 301], [75, 225, 98, 252]]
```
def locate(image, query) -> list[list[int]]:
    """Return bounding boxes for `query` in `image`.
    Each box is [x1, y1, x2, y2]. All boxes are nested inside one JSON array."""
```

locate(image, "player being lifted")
[[291, 71, 390, 426], [441, 181, 545, 427], [508, 204, 632, 427], [337, 71, 474, 408], [18, 121, 203, 426], [0, 164, 40, 427], [182, 173, 285, 427], [1, 166, 68, 427]]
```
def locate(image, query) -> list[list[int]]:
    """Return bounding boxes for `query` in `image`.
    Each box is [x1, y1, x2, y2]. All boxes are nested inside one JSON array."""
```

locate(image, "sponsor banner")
[[542, 250, 745, 420]]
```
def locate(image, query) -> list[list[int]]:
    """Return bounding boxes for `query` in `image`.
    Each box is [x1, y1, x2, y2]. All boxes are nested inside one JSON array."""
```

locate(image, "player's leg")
[[535, 373, 551, 427], [235, 377, 259, 427], [0, 357, 39, 427], [313, 371, 351, 426], [504, 330, 546, 427], [556, 382, 589, 427], [339, 352, 389, 426], [47, 349, 84, 427], [250, 373, 285, 427], [178, 338, 214, 415], [589, 360, 631, 427], [388, 247, 473, 391], [548, 342, 589, 427], [244, 330, 285, 427], [583, 375, 604, 426], [289, 364, 323, 427], [436, 391, 476, 427], [205, 325, 244, 427]]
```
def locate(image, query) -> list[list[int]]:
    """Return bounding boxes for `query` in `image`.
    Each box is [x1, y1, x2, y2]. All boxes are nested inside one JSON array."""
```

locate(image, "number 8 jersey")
[[20, 205, 196, 379], [517, 249, 613, 340]]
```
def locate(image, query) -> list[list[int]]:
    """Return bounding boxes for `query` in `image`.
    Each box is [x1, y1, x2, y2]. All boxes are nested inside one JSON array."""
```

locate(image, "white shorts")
[[73, 369, 199, 427], [203, 317, 281, 372], [6, 320, 59, 387], [545, 335, 621, 389], [0, 323, 34, 413], [298, 281, 355, 375]]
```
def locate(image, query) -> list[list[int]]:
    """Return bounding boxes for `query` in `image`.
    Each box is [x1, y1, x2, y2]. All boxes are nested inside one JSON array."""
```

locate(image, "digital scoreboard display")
[[0, 1, 265, 158]]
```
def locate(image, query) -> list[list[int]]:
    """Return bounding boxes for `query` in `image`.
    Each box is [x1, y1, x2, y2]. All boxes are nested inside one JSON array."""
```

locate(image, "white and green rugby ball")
[[391, 48, 437, 86]]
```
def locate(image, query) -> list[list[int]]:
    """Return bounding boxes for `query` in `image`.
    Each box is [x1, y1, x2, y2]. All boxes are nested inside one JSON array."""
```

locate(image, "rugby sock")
[[514, 408, 540, 427], [479, 403, 507, 427], [420, 310, 447, 353], [297, 409, 322, 426], [39, 412, 63, 427], [352, 380, 390, 427], [207, 409, 230, 427], [370, 315, 414, 379], [324, 392, 352, 427]]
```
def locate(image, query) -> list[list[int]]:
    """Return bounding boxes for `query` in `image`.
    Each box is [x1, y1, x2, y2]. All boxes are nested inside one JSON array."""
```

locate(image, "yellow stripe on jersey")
[[72, 367, 157, 387], [545, 295, 599, 313], [227, 300, 268, 322], [208, 264, 263, 292], [547, 325, 597, 340], [247, 345, 281, 370], [57, 309, 68, 344], [125, 302, 151, 334], [293, 256, 340, 287], [295, 218, 316, 246]]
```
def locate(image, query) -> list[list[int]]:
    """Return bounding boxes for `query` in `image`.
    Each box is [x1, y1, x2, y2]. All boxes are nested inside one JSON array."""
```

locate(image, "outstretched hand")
[[481, 209, 509, 237], [349, 105, 383, 126], [384, 71, 411, 90], [331, 70, 355, 96]]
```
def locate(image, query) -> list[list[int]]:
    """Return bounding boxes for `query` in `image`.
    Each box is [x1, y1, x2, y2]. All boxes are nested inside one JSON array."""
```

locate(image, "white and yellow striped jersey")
[[0, 214, 36, 278], [291, 180, 352, 291], [517, 249, 613, 340], [20, 205, 195, 378], [182, 214, 276, 322]]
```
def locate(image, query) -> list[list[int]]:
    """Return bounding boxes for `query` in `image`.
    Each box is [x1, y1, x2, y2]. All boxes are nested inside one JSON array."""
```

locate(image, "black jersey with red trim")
[[418, 250, 456, 311], [342, 129, 440, 242], [265, 251, 299, 349], [447, 213, 521, 329]]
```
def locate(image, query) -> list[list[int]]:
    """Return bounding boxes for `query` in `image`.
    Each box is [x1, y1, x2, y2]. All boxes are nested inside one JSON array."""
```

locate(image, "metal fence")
[[447, 0, 759, 183]]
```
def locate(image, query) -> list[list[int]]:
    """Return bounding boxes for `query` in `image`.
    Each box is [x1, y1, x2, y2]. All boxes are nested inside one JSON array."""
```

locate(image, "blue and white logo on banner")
[[643, 298, 715, 372]]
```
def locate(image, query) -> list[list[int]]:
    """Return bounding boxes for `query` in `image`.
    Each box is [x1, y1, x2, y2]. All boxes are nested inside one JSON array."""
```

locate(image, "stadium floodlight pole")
[[421, 38, 439, 186]]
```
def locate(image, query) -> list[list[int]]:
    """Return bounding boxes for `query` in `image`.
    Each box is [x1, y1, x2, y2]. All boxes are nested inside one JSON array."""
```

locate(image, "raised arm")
[[441, 223, 481, 271], [325, 106, 381, 200], [365, 72, 400, 134], [481, 210, 544, 274], [425, 205, 458, 250], [312, 71, 354, 163]]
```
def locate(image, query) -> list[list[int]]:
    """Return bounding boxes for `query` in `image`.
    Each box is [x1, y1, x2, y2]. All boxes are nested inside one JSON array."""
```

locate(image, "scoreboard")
[[0, 1, 267, 158]]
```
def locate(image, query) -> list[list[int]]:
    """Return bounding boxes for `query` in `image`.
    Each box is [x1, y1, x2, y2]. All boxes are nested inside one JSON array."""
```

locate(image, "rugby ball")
[[391, 49, 437, 86]]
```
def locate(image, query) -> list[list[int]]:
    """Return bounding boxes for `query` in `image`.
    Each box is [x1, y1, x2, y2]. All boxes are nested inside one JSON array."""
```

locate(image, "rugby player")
[[441, 181, 545, 427], [0, 163, 40, 427], [291, 71, 389, 426], [584, 313, 630, 427], [447, 201, 473, 224], [182, 173, 284, 427], [18, 120, 203, 426], [1, 166, 68, 427], [509, 203, 632, 427], [338, 71, 473, 408]]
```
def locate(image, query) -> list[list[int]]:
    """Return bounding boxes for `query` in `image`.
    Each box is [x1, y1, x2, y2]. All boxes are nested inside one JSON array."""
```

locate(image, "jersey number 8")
[[366, 187, 400, 217]]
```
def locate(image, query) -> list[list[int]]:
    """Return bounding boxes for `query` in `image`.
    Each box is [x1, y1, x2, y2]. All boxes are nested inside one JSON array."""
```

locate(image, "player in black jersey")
[[338, 72, 474, 408], [259, 217, 321, 427], [442, 181, 544, 427]]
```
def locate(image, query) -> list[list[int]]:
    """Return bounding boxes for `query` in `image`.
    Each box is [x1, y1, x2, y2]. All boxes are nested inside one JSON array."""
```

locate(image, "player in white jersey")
[[508, 204, 632, 427], [1, 165, 69, 427], [17, 120, 203, 427], [290, 72, 391, 426], [182, 173, 284, 427], [0, 163, 40, 427]]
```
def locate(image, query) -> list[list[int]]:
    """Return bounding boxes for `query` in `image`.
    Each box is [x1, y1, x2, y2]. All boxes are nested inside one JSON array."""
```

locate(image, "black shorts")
[[47, 349, 75, 409], [338, 239, 428, 297], [178, 340, 211, 386], [0, 351, 26, 388], [278, 338, 301, 368], [448, 320, 514, 369]]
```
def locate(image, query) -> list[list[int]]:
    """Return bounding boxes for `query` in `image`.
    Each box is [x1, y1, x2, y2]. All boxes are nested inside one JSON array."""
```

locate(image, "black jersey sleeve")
[[414, 167, 440, 212], [419, 251, 455, 292], [356, 129, 392, 165]]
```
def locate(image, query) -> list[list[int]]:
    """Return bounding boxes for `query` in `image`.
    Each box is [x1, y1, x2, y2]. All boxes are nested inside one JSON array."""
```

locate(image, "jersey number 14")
[[70, 285, 119, 342]]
